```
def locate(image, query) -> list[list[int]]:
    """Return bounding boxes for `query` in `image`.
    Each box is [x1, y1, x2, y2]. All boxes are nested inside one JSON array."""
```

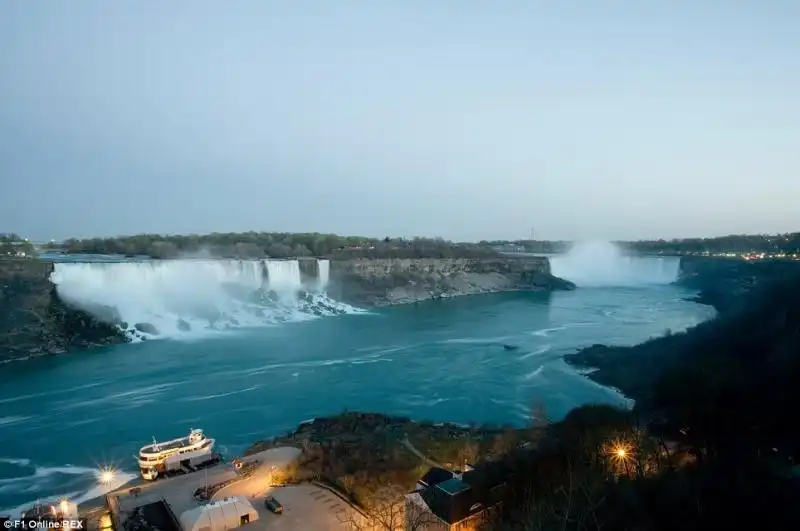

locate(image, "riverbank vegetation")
[[243, 413, 525, 507], [43, 230, 800, 260], [48, 232, 500, 259]]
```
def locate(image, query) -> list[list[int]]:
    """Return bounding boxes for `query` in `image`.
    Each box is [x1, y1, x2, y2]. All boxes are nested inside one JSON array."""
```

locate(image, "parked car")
[[264, 495, 283, 514]]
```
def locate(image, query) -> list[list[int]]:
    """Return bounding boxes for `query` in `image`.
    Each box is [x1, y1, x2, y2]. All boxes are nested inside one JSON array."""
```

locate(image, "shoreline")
[[564, 283, 719, 400], [562, 258, 800, 400]]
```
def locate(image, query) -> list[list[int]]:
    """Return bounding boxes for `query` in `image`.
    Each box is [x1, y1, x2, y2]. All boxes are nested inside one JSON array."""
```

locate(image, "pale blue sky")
[[1, 1, 798, 241]]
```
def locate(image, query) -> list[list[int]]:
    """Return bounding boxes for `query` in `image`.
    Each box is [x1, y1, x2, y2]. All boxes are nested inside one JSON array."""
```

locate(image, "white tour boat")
[[136, 428, 216, 480]]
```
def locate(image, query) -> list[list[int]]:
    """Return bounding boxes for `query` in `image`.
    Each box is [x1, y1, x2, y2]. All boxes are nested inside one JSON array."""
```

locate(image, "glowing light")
[[99, 468, 116, 484], [605, 439, 634, 463], [60, 500, 69, 514]]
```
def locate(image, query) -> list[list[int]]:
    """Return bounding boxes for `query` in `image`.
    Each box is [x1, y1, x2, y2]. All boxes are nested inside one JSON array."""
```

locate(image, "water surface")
[[0, 284, 713, 513]]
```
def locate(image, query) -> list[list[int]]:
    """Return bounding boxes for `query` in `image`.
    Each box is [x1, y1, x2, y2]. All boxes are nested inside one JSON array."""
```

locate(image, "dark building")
[[417, 467, 455, 489], [406, 463, 512, 530]]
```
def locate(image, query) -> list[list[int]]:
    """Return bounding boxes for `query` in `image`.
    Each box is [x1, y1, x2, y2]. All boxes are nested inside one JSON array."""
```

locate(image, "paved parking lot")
[[105, 446, 371, 531], [216, 483, 359, 531], [112, 447, 301, 524]]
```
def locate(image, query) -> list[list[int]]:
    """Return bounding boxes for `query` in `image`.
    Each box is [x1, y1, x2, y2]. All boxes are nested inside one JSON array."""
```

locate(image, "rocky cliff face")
[[0, 259, 128, 363], [329, 257, 575, 307]]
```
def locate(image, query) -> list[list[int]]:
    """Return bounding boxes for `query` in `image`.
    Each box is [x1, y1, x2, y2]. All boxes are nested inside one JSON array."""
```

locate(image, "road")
[[401, 436, 444, 469]]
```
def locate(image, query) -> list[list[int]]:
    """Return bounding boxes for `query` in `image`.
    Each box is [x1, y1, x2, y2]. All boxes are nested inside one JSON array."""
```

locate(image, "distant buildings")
[[492, 244, 526, 253], [0, 236, 34, 257]]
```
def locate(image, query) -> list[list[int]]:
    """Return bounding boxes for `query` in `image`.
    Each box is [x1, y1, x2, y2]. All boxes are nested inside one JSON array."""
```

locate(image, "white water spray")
[[550, 241, 680, 287], [50, 259, 355, 339]]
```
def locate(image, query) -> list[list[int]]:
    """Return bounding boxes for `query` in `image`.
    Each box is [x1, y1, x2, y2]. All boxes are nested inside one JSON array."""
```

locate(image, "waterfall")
[[550, 241, 680, 287], [264, 260, 303, 292], [49, 259, 358, 339], [317, 259, 330, 291]]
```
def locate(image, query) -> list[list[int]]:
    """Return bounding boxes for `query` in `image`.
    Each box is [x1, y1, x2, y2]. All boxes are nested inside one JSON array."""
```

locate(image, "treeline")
[[0, 233, 35, 256], [482, 240, 571, 253], [484, 233, 800, 256], [48, 232, 500, 259], [626, 232, 800, 255], [488, 272, 800, 530]]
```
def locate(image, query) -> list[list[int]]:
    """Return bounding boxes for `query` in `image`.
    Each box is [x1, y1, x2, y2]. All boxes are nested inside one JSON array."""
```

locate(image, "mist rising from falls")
[[50, 259, 357, 340], [549, 241, 680, 287]]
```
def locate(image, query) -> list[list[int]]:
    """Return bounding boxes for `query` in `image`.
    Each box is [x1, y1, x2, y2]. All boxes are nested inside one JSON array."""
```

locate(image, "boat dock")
[[104, 447, 300, 530]]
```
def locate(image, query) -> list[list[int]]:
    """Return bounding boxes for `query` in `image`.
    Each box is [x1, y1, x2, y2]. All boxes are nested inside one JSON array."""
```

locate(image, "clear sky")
[[1, 1, 798, 242]]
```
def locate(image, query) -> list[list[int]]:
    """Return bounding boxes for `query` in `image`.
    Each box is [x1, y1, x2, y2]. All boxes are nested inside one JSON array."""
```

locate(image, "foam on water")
[[0, 459, 31, 467], [550, 241, 680, 287], [0, 417, 31, 428], [50, 259, 359, 339], [0, 459, 134, 518], [523, 365, 545, 380], [518, 344, 552, 360], [531, 326, 568, 337]]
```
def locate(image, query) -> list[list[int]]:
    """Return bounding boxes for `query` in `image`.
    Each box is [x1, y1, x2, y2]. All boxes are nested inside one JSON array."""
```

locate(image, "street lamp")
[[99, 467, 116, 484], [605, 439, 634, 476]]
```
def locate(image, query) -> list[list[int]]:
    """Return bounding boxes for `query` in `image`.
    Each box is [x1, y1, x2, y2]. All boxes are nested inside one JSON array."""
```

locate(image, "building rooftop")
[[419, 467, 454, 487], [413, 458, 515, 526], [436, 478, 471, 496]]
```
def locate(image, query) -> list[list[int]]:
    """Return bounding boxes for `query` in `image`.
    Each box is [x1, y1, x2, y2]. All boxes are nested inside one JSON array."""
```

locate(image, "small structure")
[[406, 464, 511, 530], [179, 497, 258, 531], [120, 500, 181, 531]]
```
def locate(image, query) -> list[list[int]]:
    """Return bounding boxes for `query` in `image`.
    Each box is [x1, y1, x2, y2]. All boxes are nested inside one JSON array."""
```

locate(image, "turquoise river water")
[[0, 249, 714, 514]]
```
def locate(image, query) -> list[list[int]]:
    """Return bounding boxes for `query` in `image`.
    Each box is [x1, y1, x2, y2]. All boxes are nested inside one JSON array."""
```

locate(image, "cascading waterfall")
[[317, 259, 330, 291], [50, 259, 357, 340], [550, 241, 680, 287], [264, 260, 303, 292]]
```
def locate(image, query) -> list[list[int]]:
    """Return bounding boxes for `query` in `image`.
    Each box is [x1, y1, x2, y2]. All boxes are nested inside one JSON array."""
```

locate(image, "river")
[[0, 247, 714, 514]]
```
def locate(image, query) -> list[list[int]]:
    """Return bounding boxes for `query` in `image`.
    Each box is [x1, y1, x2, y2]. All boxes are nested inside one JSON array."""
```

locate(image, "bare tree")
[[341, 474, 356, 494], [458, 442, 480, 469], [337, 485, 438, 531], [487, 457, 607, 531]]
